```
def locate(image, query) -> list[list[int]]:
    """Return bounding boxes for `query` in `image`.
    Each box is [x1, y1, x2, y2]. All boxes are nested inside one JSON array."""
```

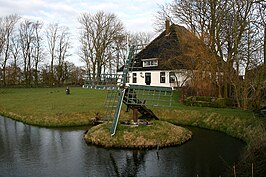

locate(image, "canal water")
[[0, 116, 245, 177]]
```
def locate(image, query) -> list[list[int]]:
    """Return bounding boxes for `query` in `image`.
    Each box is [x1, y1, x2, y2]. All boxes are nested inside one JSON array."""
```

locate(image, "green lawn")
[[0, 87, 265, 146], [0, 87, 107, 126]]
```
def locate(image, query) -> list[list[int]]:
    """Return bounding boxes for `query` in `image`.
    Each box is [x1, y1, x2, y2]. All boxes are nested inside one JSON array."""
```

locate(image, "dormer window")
[[142, 58, 158, 67]]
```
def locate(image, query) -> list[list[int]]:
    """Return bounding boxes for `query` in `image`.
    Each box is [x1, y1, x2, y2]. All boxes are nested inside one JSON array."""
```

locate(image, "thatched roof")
[[133, 24, 218, 71]]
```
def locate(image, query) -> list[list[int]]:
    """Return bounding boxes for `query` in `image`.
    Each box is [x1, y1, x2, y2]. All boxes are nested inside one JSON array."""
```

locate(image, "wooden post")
[[133, 108, 138, 122]]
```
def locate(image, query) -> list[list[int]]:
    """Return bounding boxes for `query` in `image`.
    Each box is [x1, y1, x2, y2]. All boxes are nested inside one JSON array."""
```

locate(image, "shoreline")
[[1, 109, 265, 147], [0, 87, 265, 148]]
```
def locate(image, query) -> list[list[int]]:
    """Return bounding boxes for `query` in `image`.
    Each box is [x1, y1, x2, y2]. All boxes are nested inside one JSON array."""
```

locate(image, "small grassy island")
[[84, 121, 192, 149]]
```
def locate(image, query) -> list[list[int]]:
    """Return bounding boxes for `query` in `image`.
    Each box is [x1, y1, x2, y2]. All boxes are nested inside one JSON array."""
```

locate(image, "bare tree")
[[62, 61, 84, 85], [46, 23, 71, 86], [156, 0, 265, 109], [19, 19, 43, 86], [217, 0, 253, 106], [9, 33, 21, 84], [0, 18, 5, 58], [154, 3, 174, 32], [56, 26, 71, 85], [78, 11, 124, 83], [129, 31, 153, 47], [19, 19, 33, 86], [78, 34, 91, 79], [0, 14, 20, 86], [102, 31, 153, 75], [245, 1, 266, 109], [110, 33, 126, 73], [32, 21, 43, 85], [156, 0, 227, 97], [46, 23, 59, 85]]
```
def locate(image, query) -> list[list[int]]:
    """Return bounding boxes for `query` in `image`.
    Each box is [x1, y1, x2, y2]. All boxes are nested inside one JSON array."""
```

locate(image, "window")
[[145, 73, 151, 85], [169, 72, 176, 83], [132, 73, 137, 83], [160, 72, 165, 83], [142, 58, 158, 67]]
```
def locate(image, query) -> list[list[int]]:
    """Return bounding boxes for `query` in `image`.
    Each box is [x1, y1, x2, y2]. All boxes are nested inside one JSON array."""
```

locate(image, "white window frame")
[[142, 58, 158, 67]]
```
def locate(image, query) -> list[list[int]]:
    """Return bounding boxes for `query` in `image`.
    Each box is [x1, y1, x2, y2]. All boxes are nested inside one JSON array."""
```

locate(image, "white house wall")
[[124, 70, 190, 88]]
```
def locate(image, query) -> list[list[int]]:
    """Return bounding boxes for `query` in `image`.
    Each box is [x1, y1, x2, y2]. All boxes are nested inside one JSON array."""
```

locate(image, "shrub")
[[184, 96, 235, 108]]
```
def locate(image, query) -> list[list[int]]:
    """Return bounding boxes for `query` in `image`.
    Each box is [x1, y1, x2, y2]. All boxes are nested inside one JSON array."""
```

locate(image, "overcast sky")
[[0, 0, 171, 65]]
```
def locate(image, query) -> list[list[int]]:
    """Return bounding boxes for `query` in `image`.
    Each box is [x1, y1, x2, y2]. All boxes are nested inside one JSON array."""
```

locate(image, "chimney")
[[165, 19, 170, 35]]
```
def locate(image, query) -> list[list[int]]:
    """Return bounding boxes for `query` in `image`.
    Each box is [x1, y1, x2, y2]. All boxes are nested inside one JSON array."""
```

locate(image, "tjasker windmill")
[[83, 45, 173, 136]]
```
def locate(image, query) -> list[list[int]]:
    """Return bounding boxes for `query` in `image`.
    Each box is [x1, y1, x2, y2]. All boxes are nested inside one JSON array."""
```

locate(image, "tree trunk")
[[34, 62, 38, 86], [263, 26, 266, 108], [3, 36, 10, 86]]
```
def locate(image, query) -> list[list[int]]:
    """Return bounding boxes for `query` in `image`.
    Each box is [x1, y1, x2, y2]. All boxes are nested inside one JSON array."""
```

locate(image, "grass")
[[84, 120, 192, 149], [0, 87, 265, 147], [0, 87, 107, 126]]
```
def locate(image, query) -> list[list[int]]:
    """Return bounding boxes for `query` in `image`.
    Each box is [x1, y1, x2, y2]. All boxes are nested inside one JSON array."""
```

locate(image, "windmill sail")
[[83, 45, 173, 135]]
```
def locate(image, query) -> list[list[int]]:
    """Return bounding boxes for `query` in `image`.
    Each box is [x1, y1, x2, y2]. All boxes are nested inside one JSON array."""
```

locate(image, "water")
[[0, 116, 245, 177]]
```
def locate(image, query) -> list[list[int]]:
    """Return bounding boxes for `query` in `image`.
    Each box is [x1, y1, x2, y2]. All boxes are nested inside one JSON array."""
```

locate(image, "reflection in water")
[[108, 150, 146, 177], [0, 116, 245, 177]]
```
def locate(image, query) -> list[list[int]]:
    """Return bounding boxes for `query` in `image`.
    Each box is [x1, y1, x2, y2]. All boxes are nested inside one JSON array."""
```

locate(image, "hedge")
[[184, 96, 235, 108]]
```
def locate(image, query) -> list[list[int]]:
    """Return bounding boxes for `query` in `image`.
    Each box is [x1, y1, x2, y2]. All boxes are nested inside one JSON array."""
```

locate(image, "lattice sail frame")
[[124, 85, 173, 107], [83, 45, 174, 135], [83, 73, 122, 90]]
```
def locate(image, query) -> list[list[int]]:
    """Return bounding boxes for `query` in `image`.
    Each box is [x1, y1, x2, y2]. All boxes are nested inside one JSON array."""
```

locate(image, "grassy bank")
[[154, 108, 266, 146], [0, 87, 265, 146]]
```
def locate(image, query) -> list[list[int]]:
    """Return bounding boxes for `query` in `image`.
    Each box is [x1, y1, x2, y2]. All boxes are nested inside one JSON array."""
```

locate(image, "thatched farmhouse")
[[125, 20, 219, 91]]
